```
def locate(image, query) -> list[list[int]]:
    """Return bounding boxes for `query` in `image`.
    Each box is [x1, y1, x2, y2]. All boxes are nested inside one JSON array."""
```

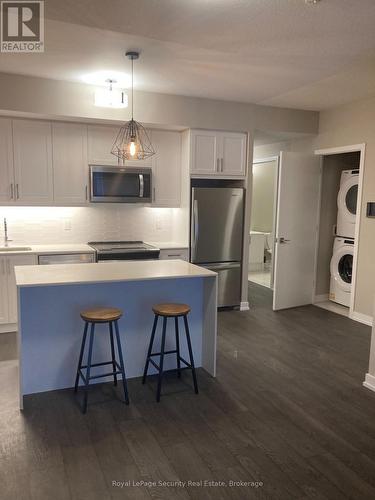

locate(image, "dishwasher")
[[38, 253, 95, 265]]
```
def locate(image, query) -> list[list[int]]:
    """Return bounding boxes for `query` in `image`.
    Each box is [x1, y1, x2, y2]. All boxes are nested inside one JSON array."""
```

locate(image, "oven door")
[[90, 166, 152, 203]]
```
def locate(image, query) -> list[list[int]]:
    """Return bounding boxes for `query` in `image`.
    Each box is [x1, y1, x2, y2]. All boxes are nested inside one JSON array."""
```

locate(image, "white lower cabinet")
[[0, 254, 36, 327], [159, 248, 189, 261], [0, 258, 9, 324]]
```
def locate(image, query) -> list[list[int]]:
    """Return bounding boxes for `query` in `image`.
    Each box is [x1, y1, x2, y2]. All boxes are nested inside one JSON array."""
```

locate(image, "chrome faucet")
[[3, 218, 12, 246]]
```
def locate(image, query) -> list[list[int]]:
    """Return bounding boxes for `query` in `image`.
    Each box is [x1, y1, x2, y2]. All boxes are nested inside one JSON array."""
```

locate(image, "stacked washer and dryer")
[[329, 170, 359, 307]]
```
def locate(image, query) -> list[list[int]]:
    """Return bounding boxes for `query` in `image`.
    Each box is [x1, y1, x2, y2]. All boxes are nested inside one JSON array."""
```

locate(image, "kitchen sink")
[[0, 246, 32, 252]]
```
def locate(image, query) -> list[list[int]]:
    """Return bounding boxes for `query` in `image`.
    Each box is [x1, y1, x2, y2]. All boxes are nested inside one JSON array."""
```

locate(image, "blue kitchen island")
[[15, 259, 217, 408]]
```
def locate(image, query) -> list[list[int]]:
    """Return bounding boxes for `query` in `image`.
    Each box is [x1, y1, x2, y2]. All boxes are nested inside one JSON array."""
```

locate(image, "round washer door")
[[337, 176, 358, 223], [330, 245, 354, 292]]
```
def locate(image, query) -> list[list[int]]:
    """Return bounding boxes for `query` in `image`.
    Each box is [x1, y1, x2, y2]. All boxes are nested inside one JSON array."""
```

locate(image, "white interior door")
[[273, 152, 321, 310]]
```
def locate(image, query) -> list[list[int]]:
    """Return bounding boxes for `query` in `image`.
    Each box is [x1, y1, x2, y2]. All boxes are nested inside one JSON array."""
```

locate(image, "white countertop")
[[0, 243, 94, 255], [15, 259, 216, 287]]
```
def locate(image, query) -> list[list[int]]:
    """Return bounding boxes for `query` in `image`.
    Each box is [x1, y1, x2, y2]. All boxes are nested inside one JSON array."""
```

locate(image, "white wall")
[[0, 205, 187, 245], [251, 161, 277, 233]]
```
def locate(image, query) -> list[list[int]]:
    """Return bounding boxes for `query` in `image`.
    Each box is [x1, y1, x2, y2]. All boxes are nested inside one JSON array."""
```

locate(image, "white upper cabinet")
[[190, 130, 219, 175], [12, 120, 53, 204], [190, 129, 247, 177], [0, 119, 14, 203], [88, 124, 119, 165], [52, 122, 88, 204], [221, 132, 247, 176], [88, 124, 153, 167], [152, 130, 181, 207]]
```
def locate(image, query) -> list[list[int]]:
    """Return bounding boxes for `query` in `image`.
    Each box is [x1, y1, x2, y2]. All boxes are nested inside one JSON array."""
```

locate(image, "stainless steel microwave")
[[90, 165, 152, 203]]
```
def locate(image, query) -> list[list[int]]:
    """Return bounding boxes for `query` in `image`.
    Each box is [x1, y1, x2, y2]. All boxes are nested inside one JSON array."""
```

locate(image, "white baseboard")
[[363, 373, 375, 393], [0, 324, 17, 334], [313, 294, 329, 304], [240, 301, 250, 311], [350, 311, 373, 327]]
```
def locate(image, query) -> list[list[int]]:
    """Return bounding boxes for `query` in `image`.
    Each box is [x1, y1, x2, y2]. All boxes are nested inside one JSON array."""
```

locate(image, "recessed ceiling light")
[[305, 0, 321, 4]]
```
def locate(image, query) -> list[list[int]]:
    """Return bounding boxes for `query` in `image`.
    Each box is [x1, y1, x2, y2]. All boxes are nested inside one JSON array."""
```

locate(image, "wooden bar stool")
[[74, 307, 129, 413], [142, 303, 198, 402]]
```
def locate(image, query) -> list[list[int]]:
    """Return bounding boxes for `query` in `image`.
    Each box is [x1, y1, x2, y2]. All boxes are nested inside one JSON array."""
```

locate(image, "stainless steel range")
[[88, 241, 160, 261]]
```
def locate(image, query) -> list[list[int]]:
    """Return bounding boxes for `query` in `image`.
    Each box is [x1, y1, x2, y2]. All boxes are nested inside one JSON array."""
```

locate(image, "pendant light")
[[111, 51, 155, 162]]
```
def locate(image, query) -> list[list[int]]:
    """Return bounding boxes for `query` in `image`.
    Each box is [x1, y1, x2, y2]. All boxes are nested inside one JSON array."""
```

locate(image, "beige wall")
[[251, 161, 277, 233]]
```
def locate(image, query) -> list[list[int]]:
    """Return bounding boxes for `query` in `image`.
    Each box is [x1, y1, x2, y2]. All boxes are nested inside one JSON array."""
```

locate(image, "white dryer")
[[329, 237, 354, 307], [336, 169, 359, 239]]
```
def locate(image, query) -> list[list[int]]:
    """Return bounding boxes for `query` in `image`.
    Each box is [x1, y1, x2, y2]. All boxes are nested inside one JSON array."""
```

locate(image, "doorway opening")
[[248, 157, 278, 290], [313, 145, 365, 320]]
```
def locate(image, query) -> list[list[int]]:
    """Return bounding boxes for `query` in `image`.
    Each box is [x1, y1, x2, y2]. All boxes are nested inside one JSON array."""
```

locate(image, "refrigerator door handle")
[[191, 199, 199, 260]]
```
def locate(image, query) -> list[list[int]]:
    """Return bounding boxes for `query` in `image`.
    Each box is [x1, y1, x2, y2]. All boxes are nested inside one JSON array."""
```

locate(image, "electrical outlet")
[[63, 219, 72, 231], [156, 215, 162, 231]]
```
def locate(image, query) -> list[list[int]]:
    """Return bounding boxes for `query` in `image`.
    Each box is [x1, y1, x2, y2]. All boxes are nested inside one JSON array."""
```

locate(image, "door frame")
[[251, 156, 280, 289], [314, 143, 366, 320]]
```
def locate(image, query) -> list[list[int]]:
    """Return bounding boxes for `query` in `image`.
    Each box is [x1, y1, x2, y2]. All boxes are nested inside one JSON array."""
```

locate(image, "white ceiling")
[[1, 0, 375, 110]]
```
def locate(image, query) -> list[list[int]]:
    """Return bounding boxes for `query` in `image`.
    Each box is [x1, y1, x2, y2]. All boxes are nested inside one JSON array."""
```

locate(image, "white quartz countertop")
[[0, 243, 94, 255], [15, 259, 216, 287]]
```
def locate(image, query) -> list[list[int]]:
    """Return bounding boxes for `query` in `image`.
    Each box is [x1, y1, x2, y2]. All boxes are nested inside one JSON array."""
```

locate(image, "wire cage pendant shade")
[[111, 119, 155, 161], [111, 51, 156, 162]]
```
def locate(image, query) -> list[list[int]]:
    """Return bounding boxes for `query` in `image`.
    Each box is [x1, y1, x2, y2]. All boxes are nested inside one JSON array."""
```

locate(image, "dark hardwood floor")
[[1, 283, 375, 499]]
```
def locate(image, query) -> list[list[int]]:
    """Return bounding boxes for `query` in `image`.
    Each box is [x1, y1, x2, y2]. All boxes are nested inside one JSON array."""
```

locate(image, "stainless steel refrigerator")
[[190, 187, 244, 307]]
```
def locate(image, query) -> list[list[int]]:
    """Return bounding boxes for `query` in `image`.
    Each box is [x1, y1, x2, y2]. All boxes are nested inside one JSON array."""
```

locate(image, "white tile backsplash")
[[0, 205, 187, 245]]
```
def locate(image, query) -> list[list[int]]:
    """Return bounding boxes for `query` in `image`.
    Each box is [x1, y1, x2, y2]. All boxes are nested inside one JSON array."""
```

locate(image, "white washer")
[[329, 237, 354, 307], [336, 169, 359, 239]]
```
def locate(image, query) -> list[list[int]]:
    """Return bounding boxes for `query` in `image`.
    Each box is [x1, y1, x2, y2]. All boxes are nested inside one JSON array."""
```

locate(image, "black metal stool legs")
[[142, 314, 159, 384], [74, 317, 129, 413], [109, 322, 118, 387], [183, 315, 199, 394], [83, 323, 95, 414], [175, 317, 181, 379], [114, 320, 129, 405], [143, 312, 199, 401], [156, 317, 167, 402], [74, 321, 88, 393]]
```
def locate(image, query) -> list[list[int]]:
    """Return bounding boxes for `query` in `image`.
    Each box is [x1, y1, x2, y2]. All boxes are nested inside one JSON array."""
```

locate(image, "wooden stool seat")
[[80, 307, 123, 323], [152, 303, 190, 317]]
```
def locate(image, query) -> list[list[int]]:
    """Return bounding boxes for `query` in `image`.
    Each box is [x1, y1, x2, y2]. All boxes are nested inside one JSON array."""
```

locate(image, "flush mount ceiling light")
[[305, 0, 321, 3], [94, 79, 128, 109], [111, 51, 156, 162], [82, 71, 131, 88]]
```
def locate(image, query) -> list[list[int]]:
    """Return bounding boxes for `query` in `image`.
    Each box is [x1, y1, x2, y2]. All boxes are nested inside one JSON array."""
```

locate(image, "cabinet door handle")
[[216, 158, 220, 172], [85, 185, 88, 200], [153, 187, 156, 202], [221, 158, 224, 172], [167, 254, 181, 257], [10, 183, 14, 200], [7, 259, 10, 274], [16, 184, 19, 199]]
